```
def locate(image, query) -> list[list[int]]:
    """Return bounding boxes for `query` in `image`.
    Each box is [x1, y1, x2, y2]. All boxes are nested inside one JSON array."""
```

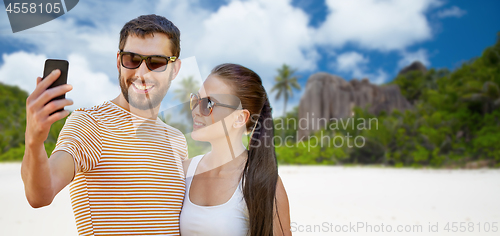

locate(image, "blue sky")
[[0, 0, 499, 116]]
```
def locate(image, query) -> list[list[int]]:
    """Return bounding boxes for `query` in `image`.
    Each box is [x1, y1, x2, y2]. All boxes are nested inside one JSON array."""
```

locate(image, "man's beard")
[[119, 70, 172, 110]]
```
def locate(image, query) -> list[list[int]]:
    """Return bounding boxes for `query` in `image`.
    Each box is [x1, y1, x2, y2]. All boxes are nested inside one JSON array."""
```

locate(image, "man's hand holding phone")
[[25, 69, 73, 146], [22, 62, 76, 208]]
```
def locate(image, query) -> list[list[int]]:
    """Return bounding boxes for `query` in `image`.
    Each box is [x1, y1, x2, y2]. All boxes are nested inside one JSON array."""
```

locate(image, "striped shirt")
[[53, 101, 188, 235]]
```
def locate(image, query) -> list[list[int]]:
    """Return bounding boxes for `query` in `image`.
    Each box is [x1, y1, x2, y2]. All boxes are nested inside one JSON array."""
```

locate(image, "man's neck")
[[111, 95, 160, 120]]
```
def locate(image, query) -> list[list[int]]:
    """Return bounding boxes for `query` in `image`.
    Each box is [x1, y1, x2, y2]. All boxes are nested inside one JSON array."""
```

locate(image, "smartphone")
[[42, 59, 69, 114]]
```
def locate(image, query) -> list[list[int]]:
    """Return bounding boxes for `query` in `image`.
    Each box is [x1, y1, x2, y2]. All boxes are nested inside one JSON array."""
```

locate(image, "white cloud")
[[191, 0, 318, 81], [316, 0, 440, 51], [2, 17, 120, 80], [371, 69, 389, 85], [335, 51, 368, 72], [0, 51, 119, 110], [65, 54, 120, 110], [334, 51, 388, 84], [437, 6, 466, 18], [0, 51, 46, 93], [398, 49, 430, 69]]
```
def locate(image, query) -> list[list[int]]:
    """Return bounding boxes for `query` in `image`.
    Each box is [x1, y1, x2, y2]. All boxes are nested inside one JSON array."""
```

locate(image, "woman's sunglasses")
[[190, 93, 241, 116], [119, 50, 176, 72]]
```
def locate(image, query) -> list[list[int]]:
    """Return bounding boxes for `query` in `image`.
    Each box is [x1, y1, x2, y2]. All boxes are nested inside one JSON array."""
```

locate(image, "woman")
[[180, 63, 291, 236]]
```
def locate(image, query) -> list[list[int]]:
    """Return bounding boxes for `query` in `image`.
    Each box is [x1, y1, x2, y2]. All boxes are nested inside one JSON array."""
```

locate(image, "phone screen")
[[42, 59, 69, 113]]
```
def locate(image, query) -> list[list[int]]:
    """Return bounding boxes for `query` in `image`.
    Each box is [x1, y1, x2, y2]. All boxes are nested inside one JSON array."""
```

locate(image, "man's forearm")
[[21, 70, 74, 208], [21, 142, 55, 208]]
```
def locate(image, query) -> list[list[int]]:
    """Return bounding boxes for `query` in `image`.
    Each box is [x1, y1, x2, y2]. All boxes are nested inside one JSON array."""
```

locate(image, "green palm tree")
[[173, 76, 200, 121], [271, 64, 301, 137], [462, 81, 500, 114]]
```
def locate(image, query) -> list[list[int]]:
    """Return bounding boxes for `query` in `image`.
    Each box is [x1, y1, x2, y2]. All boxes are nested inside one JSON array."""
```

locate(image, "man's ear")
[[170, 59, 182, 81], [116, 51, 121, 71]]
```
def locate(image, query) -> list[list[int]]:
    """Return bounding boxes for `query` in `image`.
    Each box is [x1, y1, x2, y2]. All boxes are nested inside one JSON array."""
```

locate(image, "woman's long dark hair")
[[211, 63, 279, 236]]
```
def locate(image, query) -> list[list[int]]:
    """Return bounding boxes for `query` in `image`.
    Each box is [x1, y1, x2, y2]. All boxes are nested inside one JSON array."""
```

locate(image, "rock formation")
[[297, 73, 412, 140], [398, 61, 427, 76]]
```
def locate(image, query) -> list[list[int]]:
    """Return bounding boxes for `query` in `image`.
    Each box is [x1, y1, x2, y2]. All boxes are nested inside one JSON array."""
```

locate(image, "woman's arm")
[[273, 175, 292, 236]]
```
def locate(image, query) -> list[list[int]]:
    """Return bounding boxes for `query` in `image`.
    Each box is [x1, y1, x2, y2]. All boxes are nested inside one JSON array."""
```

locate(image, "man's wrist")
[[24, 139, 46, 156], [25, 130, 45, 147]]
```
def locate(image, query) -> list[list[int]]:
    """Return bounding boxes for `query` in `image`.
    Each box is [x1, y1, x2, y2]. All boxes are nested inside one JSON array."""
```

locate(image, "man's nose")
[[134, 60, 150, 78]]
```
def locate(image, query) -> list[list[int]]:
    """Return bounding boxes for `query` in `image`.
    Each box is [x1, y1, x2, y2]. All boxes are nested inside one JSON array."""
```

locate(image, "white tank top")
[[180, 155, 250, 236]]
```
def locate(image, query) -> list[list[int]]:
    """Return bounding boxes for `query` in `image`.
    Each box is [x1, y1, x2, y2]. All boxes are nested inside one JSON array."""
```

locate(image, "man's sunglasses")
[[190, 93, 241, 116], [119, 50, 176, 72]]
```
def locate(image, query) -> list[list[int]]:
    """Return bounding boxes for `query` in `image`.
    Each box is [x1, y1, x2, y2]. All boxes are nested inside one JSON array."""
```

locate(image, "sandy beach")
[[1, 163, 499, 236]]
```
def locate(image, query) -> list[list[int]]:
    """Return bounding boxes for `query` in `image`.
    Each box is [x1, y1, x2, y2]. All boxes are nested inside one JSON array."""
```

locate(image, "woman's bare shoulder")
[[182, 158, 193, 178]]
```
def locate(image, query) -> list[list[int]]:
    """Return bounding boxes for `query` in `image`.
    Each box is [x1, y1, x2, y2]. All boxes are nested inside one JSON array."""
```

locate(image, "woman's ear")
[[233, 110, 250, 128]]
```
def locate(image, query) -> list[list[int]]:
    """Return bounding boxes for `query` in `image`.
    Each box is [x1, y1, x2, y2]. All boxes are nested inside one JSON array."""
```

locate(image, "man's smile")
[[128, 79, 157, 94]]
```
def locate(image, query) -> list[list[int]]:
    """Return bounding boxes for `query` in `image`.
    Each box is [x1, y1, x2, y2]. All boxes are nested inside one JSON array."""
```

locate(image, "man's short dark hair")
[[119, 14, 181, 58]]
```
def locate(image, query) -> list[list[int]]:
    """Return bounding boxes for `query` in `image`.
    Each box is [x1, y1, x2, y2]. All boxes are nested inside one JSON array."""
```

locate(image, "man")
[[21, 14, 187, 235]]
